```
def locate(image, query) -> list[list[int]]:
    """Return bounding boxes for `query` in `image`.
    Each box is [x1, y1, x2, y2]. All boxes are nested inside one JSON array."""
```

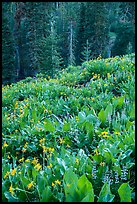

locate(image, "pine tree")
[[81, 39, 92, 62], [2, 2, 16, 83]]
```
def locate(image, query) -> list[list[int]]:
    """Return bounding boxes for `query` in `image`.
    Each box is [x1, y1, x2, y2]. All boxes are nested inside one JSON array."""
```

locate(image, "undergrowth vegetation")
[[2, 53, 135, 202]]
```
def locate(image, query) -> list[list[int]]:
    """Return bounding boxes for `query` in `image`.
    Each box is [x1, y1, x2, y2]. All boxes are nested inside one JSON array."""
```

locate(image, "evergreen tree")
[[2, 2, 16, 83]]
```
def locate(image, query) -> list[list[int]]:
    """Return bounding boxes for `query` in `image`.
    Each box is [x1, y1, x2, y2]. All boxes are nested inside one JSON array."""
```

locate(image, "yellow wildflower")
[[101, 131, 108, 136], [9, 184, 14, 195], [47, 163, 52, 168], [11, 168, 17, 176], [59, 138, 65, 144], [24, 142, 28, 148], [34, 163, 42, 171], [39, 138, 46, 143], [7, 155, 11, 159], [22, 149, 27, 153], [25, 159, 30, 163], [75, 158, 79, 164], [18, 157, 24, 163], [42, 146, 47, 152], [31, 157, 38, 165], [76, 116, 79, 122], [100, 162, 105, 166], [4, 171, 10, 179], [114, 131, 120, 135], [55, 180, 61, 185], [94, 149, 99, 156], [3, 141, 8, 147], [27, 181, 34, 189], [52, 182, 55, 187], [92, 98, 94, 101]]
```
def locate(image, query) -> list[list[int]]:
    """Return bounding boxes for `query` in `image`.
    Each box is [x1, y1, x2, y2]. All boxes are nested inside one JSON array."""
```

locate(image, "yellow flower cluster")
[[27, 181, 34, 189], [9, 184, 14, 195], [11, 168, 17, 176], [47, 163, 52, 168], [52, 180, 61, 187], [4, 171, 10, 179], [34, 163, 42, 171], [31, 157, 38, 165]]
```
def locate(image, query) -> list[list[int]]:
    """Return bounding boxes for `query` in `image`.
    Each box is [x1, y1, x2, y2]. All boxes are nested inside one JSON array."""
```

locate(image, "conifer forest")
[[2, 2, 135, 202]]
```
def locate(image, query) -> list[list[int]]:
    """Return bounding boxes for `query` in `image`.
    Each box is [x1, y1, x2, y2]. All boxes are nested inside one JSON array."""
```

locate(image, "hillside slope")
[[2, 53, 135, 202]]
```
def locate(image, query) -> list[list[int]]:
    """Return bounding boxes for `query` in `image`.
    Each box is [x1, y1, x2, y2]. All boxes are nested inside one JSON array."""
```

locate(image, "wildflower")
[[31, 157, 38, 165], [101, 131, 108, 136], [18, 171, 21, 175], [66, 144, 70, 148], [52, 182, 55, 187], [47, 163, 52, 168], [3, 141, 8, 147], [11, 168, 17, 176], [18, 157, 24, 163], [15, 129, 18, 132], [102, 135, 110, 139], [76, 116, 79, 122], [100, 162, 105, 166], [92, 98, 94, 101], [94, 149, 99, 156], [48, 147, 54, 152], [7, 155, 11, 159], [34, 163, 42, 171], [9, 184, 14, 195], [114, 131, 120, 135], [20, 109, 23, 113], [59, 138, 65, 144], [4, 171, 10, 179], [39, 138, 46, 143], [104, 84, 108, 87], [35, 126, 39, 131], [75, 158, 79, 164], [55, 180, 61, 185], [22, 149, 27, 153], [42, 146, 47, 152], [27, 181, 34, 189], [24, 142, 28, 148], [25, 159, 30, 163]]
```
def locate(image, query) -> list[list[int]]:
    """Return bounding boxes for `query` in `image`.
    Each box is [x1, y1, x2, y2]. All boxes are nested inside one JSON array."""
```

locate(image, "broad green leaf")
[[98, 109, 106, 124], [24, 107, 29, 117], [63, 168, 78, 202], [118, 182, 131, 202], [37, 176, 46, 194], [32, 109, 37, 121], [86, 114, 97, 124], [117, 96, 125, 107], [32, 168, 38, 181], [21, 177, 30, 187], [77, 174, 94, 202], [105, 104, 113, 117], [63, 122, 71, 131], [97, 182, 115, 202], [43, 119, 55, 132], [63, 168, 78, 186], [40, 186, 54, 202], [78, 111, 86, 123]]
